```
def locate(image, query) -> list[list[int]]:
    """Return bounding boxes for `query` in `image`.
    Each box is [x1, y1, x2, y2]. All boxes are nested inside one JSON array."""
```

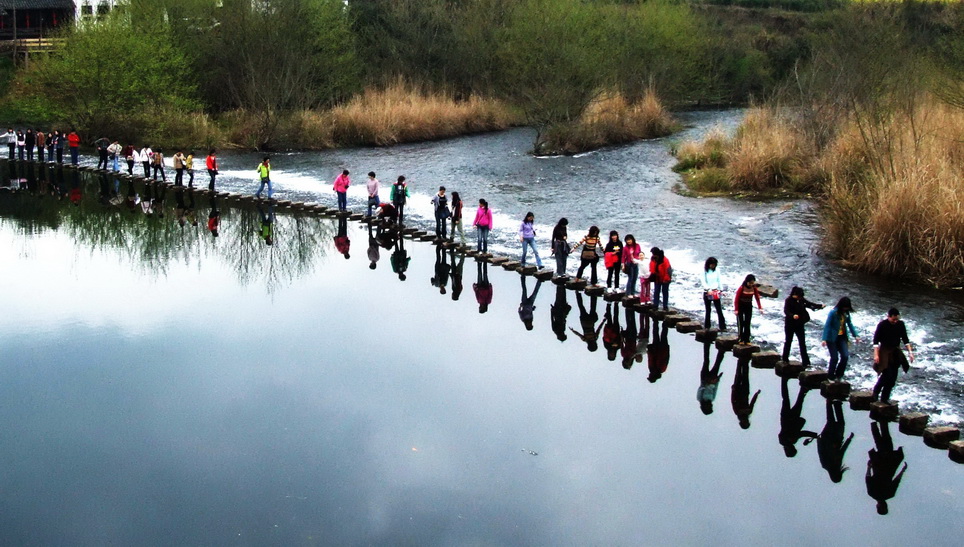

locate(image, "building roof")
[[0, 1, 75, 10]]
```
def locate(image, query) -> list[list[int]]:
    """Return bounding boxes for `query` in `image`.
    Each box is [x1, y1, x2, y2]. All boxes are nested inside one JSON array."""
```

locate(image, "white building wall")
[[76, 0, 120, 20]]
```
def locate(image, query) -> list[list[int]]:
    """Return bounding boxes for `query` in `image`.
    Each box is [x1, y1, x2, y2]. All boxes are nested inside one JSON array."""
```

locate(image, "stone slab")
[[757, 284, 779, 298], [751, 351, 781, 369], [489, 256, 509, 265], [676, 321, 702, 334], [820, 380, 851, 400], [775, 360, 806, 379], [949, 440, 964, 463], [695, 329, 719, 342], [534, 269, 555, 281], [923, 426, 961, 449], [715, 335, 740, 351], [663, 314, 691, 327], [566, 279, 588, 291], [501, 261, 521, 270], [584, 285, 606, 296], [604, 290, 626, 302], [898, 412, 930, 436], [799, 370, 829, 388], [849, 390, 875, 411], [870, 402, 900, 421], [732, 344, 761, 358]]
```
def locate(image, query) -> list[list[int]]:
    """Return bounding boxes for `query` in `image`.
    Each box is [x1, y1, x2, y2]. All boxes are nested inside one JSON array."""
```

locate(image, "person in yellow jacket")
[[255, 156, 272, 199]]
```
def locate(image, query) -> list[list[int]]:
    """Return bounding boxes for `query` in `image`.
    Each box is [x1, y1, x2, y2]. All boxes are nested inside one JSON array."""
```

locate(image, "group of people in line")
[[3, 128, 81, 165]]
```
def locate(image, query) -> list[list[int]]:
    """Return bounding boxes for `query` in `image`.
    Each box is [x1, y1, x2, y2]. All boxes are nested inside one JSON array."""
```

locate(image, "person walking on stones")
[[551, 217, 570, 276], [122, 143, 135, 174], [25, 129, 36, 162], [518, 211, 543, 268], [54, 130, 66, 164], [67, 129, 81, 165], [866, 421, 907, 515], [173, 150, 186, 186], [622, 234, 643, 297], [734, 274, 764, 345], [94, 136, 110, 170], [782, 286, 824, 366], [573, 225, 602, 284], [821, 297, 860, 380], [255, 157, 272, 199], [107, 140, 122, 171], [206, 149, 219, 191], [650, 247, 673, 311], [185, 151, 195, 188], [450, 191, 465, 244], [152, 149, 166, 181], [603, 230, 623, 292], [333, 169, 350, 211], [872, 308, 914, 403], [473, 198, 493, 253], [15, 129, 25, 160], [390, 175, 409, 226], [702, 257, 726, 330], [365, 172, 380, 217], [4, 128, 14, 159], [35, 129, 46, 163], [140, 145, 153, 178], [431, 186, 450, 240]]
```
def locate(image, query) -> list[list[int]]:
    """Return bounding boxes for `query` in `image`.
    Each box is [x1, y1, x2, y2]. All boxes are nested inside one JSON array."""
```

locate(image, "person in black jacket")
[[782, 286, 824, 366]]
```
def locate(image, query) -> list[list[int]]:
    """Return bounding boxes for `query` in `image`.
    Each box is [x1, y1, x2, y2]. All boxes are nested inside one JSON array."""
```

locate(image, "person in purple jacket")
[[518, 211, 543, 268]]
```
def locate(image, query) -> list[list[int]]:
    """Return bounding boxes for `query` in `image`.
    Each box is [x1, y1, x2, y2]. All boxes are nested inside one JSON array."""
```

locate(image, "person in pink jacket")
[[333, 169, 351, 211], [473, 198, 493, 253]]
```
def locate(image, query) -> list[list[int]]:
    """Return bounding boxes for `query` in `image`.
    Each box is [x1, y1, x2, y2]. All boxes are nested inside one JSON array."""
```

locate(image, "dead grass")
[[540, 89, 678, 155]]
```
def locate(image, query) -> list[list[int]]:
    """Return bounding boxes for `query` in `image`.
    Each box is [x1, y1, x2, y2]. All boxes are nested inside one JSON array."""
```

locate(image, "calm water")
[[1, 126, 962, 544]]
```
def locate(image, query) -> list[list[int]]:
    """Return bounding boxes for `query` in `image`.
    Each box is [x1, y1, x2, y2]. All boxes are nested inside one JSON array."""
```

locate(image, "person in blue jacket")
[[821, 297, 860, 380]]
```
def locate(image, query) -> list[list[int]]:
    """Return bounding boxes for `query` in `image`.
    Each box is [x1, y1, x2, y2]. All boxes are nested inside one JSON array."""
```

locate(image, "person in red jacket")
[[67, 129, 81, 165], [734, 274, 764, 344], [649, 247, 672, 311], [205, 149, 218, 191]]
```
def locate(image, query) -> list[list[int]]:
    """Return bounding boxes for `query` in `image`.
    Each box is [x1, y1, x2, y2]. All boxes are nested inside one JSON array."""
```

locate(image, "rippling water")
[[199, 110, 964, 424]]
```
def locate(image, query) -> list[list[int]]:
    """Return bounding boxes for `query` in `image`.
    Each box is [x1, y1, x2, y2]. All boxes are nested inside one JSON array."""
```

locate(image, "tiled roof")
[[0, 1, 75, 10]]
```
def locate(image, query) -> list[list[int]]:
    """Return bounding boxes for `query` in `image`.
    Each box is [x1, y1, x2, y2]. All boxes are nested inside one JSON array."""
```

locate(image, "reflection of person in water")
[[390, 237, 409, 281], [174, 186, 187, 225], [334, 216, 350, 259], [818, 399, 854, 483], [367, 226, 380, 270], [431, 245, 450, 294], [258, 203, 274, 246], [779, 376, 818, 457], [69, 169, 82, 206], [621, 307, 642, 370], [186, 189, 198, 227], [207, 196, 220, 237], [142, 182, 154, 215], [647, 319, 670, 383], [698, 341, 725, 415], [866, 421, 907, 515], [731, 357, 761, 429], [603, 303, 622, 361], [550, 285, 571, 342], [518, 276, 543, 331], [570, 293, 603, 352], [450, 249, 464, 301], [474, 261, 492, 313]]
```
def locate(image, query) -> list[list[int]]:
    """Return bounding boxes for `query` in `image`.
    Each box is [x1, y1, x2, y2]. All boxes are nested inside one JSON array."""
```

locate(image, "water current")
[[202, 110, 963, 424]]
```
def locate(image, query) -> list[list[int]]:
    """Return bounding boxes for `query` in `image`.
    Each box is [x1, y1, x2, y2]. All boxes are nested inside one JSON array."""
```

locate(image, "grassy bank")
[[673, 102, 964, 287]]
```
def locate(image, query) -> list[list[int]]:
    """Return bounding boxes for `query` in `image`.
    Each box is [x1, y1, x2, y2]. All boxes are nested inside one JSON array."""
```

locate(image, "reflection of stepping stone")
[[566, 278, 588, 290], [751, 351, 780, 368], [870, 402, 899, 421], [715, 334, 739, 351], [798, 369, 828, 388], [923, 426, 960, 449], [278, 200, 292, 206], [820, 380, 851, 399], [774, 359, 805, 378], [465, 249, 480, 257], [663, 314, 690, 326], [501, 260, 521, 270], [401, 228, 418, 235], [733, 343, 760, 358], [604, 290, 625, 302], [898, 412, 929, 436], [695, 328, 719, 342], [584, 285, 605, 296], [534, 269, 555, 281], [676, 321, 702, 334], [849, 390, 875, 410]]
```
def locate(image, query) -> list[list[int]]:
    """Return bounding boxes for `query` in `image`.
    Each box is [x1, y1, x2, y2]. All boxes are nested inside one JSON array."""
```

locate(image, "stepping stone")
[[695, 328, 719, 342], [949, 441, 964, 463], [632, 302, 652, 313], [663, 314, 690, 326], [820, 380, 851, 399], [412, 230, 427, 237], [732, 344, 761, 358], [534, 269, 555, 281], [501, 260, 521, 270], [923, 426, 961, 449], [798, 369, 829, 388], [349, 213, 363, 221], [604, 290, 626, 302], [751, 351, 781, 368], [651, 309, 672, 320], [621, 294, 640, 304], [401, 228, 418, 235], [584, 285, 605, 296], [551, 275, 570, 285], [775, 360, 806, 379], [870, 402, 900, 421], [849, 390, 875, 411], [566, 278, 588, 290], [278, 200, 292, 206], [490, 256, 509, 265], [757, 284, 779, 298], [676, 321, 702, 334], [898, 412, 930, 436], [715, 334, 739, 351], [418, 235, 435, 241], [518, 265, 538, 275], [465, 249, 480, 257]]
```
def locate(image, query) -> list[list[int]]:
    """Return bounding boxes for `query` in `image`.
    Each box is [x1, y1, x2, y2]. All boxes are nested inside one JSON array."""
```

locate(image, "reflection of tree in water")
[[0, 164, 333, 291]]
